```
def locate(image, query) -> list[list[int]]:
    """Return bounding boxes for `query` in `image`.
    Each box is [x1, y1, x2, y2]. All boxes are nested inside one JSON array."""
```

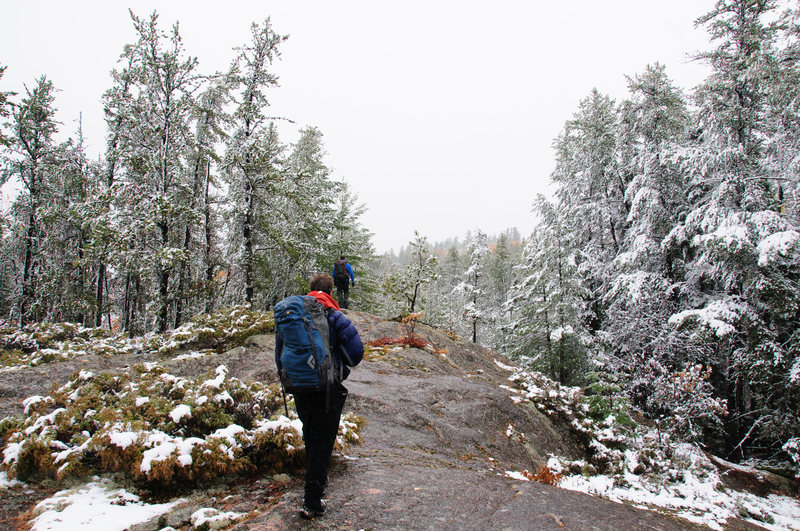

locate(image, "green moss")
[[15, 437, 56, 481], [0, 348, 26, 367]]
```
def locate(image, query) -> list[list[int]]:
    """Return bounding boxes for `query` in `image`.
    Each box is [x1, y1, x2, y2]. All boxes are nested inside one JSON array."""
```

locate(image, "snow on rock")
[[542, 446, 800, 531], [30, 478, 182, 531], [493, 358, 516, 371], [190, 507, 245, 530], [0, 470, 21, 489], [504, 470, 531, 482]]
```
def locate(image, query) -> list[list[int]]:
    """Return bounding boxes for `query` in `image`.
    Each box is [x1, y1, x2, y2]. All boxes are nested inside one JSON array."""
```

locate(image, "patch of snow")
[[30, 478, 182, 531], [0, 470, 21, 489], [668, 299, 746, 338], [504, 470, 530, 481], [214, 391, 234, 404], [256, 416, 303, 437], [108, 430, 139, 450], [22, 395, 49, 414], [190, 507, 245, 530], [547, 449, 800, 531], [135, 396, 150, 407], [169, 404, 191, 423], [211, 424, 246, 446], [493, 358, 516, 371], [550, 325, 575, 342], [174, 350, 208, 361], [790, 358, 800, 385], [139, 435, 204, 473], [201, 365, 228, 389]]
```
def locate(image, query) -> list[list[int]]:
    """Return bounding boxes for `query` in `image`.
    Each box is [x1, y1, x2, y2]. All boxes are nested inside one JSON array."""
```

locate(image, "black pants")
[[335, 281, 350, 309], [292, 383, 348, 502]]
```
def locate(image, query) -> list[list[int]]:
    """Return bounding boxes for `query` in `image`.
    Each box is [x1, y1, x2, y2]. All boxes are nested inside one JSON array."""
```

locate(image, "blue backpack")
[[274, 295, 335, 391]]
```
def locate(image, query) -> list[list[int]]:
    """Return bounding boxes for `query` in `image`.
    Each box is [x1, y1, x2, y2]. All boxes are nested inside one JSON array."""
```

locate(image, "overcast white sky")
[[0, 1, 716, 253]]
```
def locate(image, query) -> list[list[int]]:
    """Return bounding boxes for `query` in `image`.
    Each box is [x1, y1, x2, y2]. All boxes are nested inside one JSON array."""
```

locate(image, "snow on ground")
[[0, 470, 20, 489], [554, 467, 800, 531], [500, 365, 800, 531], [30, 478, 183, 531]]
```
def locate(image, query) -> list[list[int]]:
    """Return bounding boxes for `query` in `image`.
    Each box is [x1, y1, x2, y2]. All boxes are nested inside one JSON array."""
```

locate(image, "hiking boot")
[[299, 498, 327, 519]]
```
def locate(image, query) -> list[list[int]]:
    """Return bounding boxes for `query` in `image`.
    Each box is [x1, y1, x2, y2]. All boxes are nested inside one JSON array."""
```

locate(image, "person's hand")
[[351, 280, 355, 287]]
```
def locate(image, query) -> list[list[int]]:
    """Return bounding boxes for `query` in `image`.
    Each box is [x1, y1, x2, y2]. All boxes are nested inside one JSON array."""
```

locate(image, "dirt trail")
[[1, 311, 767, 530], [228, 312, 714, 531]]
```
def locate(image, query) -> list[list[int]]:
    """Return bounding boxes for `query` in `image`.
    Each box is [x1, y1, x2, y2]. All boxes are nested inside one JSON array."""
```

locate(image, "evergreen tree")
[[0, 65, 13, 149], [327, 184, 377, 309], [381, 231, 439, 315], [109, 11, 200, 333], [505, 198, 590, 384], [2, 77, 59, 323], [454, 230, 491, 343], [223, 18, 287, 306], [551, 89, 626, 333], [663, 0, 799, 457], [177, 79, 230, 321]]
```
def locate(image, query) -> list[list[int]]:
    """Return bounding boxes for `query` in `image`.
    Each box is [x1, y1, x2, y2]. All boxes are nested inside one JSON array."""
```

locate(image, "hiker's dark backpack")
[[333, 260, 349, 284], [274, 295, 336, 392]]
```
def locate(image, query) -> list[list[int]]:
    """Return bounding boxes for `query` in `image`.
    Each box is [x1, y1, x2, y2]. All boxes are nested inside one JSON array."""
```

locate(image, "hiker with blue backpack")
[[274, 273, 364, 519], [332, 256, 355, 309]]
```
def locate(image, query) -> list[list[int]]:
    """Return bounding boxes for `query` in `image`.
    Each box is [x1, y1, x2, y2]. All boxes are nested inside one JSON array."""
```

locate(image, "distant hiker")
[[332, 256, 355, 309], [274, 273, 364, 519]]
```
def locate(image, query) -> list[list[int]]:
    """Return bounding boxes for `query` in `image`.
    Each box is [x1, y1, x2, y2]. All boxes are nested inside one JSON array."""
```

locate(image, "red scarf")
[[308, 290, 340, 311]]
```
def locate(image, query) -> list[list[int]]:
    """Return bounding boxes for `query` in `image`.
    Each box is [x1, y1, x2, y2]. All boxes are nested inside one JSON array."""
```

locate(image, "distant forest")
[[1, 2, 799, 475]]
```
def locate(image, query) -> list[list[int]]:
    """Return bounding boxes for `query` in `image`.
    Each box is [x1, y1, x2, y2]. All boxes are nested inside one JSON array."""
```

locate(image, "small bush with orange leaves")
[[514, 465, 563, 486], [366, 312, 449, 358]]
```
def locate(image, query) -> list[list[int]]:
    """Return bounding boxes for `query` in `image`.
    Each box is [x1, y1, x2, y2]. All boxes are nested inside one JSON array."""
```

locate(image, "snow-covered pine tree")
[[425, 244, 464, 333], [603, 64, 712, 426], [327, 183, 376, 309], [454, 230, 491, 344], [175, 79, 230, 322], [109, 12, 200, 333], [381, 231, 439, 316], [551, 89, 626, 334], [223, 18, 287, 306], [95, 48, 138, 330], [504, 198, 590, 385], [663, 0, 799, 458], [0, 65, 13, 150], [328, 183, 373, 265], [46, 123, 98, 324], [482, 231, 523, 350], [1, 77, 59, 323], [280, 126, 338, 286]]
